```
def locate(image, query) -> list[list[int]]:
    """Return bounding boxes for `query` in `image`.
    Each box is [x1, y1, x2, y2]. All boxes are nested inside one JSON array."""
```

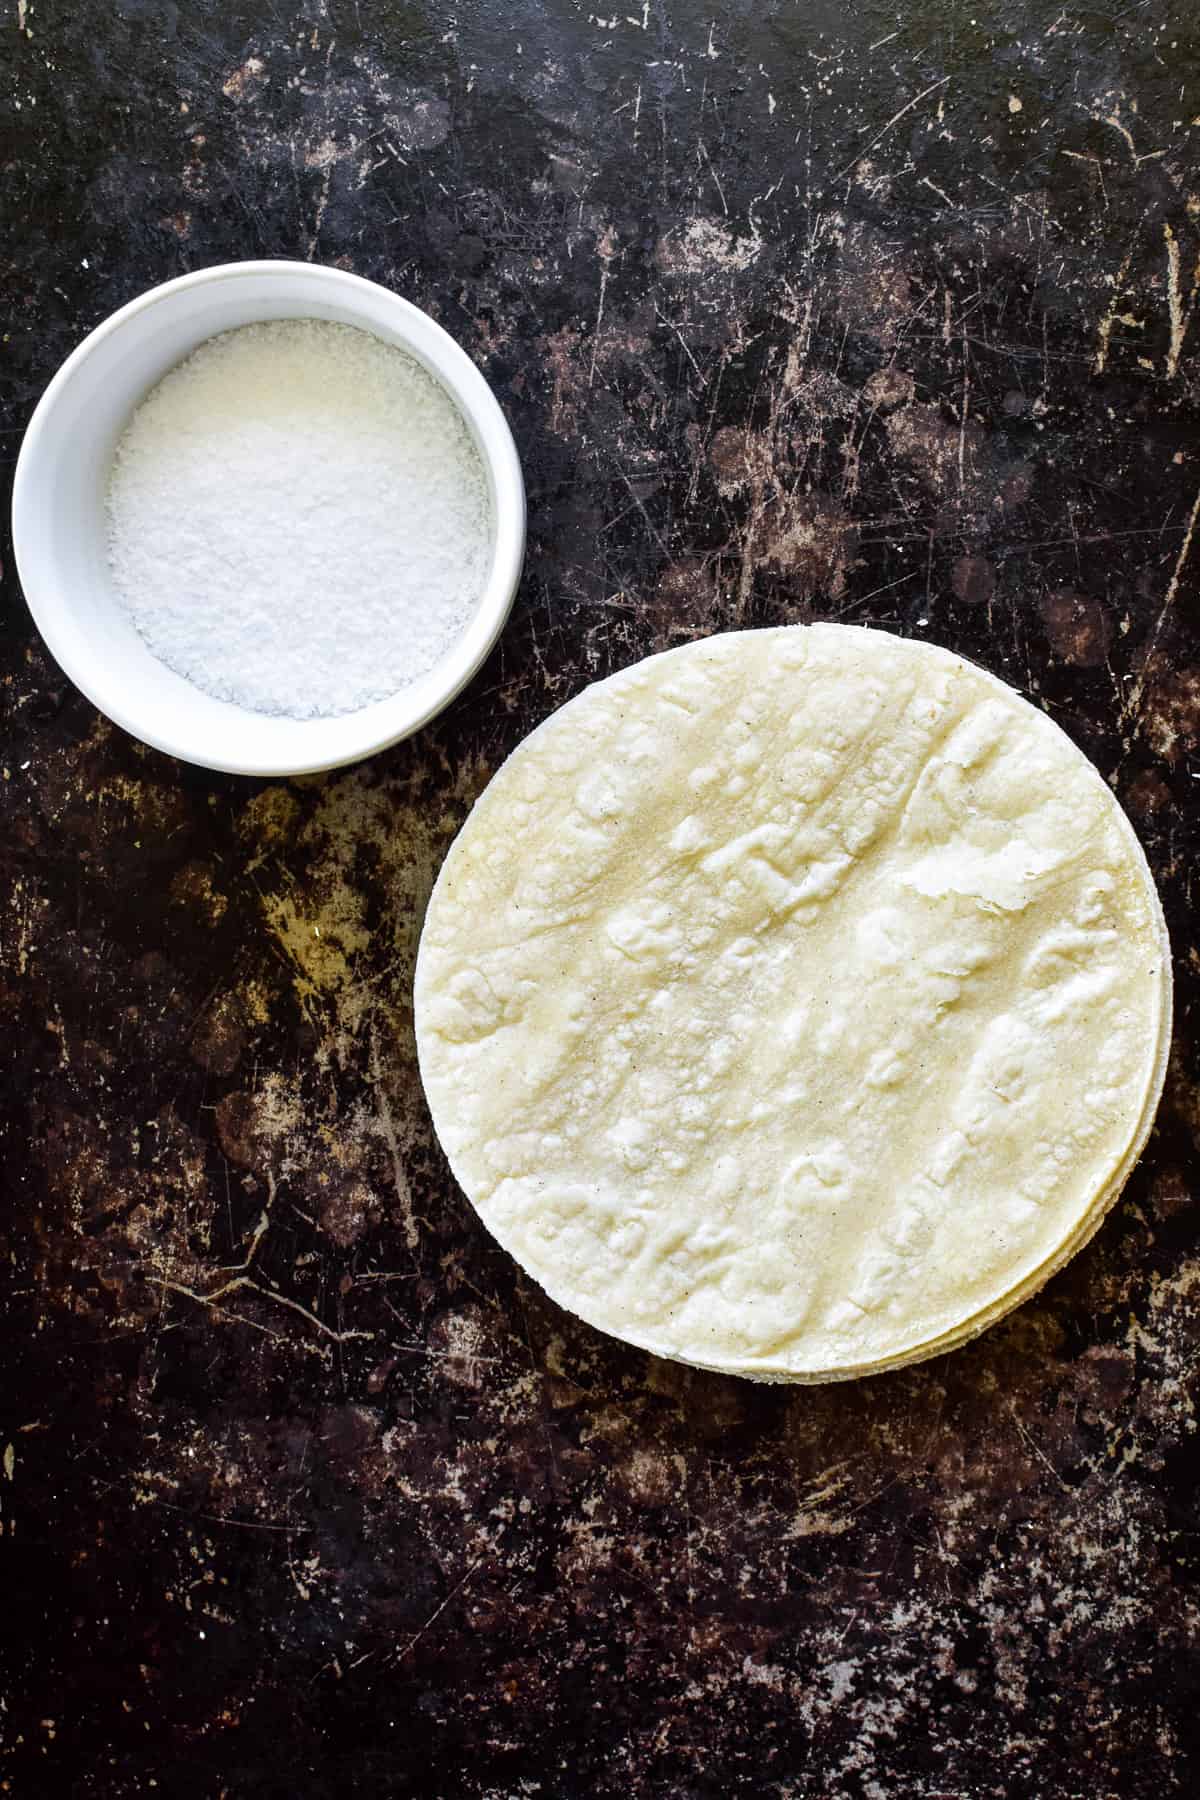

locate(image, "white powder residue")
[[106, 319, 494, 719]]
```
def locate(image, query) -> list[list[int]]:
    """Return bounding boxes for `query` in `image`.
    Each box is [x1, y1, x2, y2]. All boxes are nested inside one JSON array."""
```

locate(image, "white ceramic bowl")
[[11, 260, 525, 776]]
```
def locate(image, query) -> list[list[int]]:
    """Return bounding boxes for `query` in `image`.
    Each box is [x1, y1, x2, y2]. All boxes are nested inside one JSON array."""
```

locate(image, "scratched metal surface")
[[2, 2, 1199, 1795]]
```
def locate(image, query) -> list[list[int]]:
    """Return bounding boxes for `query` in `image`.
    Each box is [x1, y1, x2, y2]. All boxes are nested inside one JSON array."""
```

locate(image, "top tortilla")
[[414, 626, 1171, 1380]]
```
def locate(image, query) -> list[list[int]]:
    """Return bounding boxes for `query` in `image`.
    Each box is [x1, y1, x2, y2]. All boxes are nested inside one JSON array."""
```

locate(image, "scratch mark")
[[958, 334, 970, 492], [1163, 221, 1197, 379], [1125, 480, 1200, 729], [218, 1170, 276, 1275], [830, 572, 918, 617], [1101, 107, 1165, 166], [655, 304, 704, 380], [154, 1504, 309, 1535], [1063, 149, 1109, 210], [615, 465, 669, 556], [369, 1027, 419, 1250], [976, 172, 1064, 232], [1008, 1404, 1072, 1493], [148, 1273, 374, 1345], [590, 266, 611, 387], [831, 75, 950, 186], [390, 1560, 484, 1666], [696, 139, 728, 214], [735, 498, 765, 622], [1108, 104, 1140, 159], [1093, 248, 1133, 375]]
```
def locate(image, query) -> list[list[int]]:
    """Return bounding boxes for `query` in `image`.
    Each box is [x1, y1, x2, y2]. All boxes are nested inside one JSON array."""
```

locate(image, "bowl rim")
[[11, 258, 526, 776]]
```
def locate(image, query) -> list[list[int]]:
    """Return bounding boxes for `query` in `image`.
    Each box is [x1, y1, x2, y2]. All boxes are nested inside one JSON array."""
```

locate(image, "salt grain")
[[106, 319, 493, 719]]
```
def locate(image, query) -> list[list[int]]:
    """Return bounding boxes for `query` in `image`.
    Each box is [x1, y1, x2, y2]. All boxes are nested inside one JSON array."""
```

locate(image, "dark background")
[[2, 1, 1199, 1794]]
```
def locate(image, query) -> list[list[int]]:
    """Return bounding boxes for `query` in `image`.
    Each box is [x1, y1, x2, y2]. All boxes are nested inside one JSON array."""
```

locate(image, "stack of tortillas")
[[415, 627, 1171, 1382]]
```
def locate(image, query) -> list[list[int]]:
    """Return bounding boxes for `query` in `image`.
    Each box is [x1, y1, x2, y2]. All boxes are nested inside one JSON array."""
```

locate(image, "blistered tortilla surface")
[[415, 627, 1170, 1379]]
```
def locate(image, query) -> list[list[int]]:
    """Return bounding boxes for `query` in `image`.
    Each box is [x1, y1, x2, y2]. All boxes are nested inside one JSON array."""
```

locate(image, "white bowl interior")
[[14, 264, 523, 774]]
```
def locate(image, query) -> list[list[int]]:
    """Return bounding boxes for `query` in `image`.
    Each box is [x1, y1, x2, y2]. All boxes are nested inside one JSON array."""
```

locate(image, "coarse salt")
[[105, 318, 493, 719]]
